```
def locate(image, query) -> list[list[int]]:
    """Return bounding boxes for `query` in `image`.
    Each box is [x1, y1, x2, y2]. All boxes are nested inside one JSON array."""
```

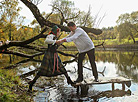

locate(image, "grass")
[[0, 69, 32, 102]]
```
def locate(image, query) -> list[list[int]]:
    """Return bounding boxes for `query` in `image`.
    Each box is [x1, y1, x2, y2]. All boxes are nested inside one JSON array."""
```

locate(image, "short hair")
[[67, 22, 76, 27]]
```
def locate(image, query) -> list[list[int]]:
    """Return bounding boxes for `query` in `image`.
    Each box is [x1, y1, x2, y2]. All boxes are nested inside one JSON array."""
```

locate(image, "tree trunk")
[[130, 33, 135, 44]]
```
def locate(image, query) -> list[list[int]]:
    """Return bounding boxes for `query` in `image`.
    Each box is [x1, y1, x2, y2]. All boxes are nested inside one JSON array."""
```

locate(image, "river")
[[0, 50, 138, 102]]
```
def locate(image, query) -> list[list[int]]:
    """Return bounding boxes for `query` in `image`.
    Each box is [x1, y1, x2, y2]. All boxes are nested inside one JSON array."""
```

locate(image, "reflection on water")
[[1, 50, 138, 101], [96, 51, 138, 82]]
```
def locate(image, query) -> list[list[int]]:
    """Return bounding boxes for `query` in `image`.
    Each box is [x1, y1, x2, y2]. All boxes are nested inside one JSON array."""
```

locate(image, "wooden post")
[[122, 82, 125, 90], [77, 86, 79, 95], [112, 83, 115, 91], [80, 85, 89, 96]]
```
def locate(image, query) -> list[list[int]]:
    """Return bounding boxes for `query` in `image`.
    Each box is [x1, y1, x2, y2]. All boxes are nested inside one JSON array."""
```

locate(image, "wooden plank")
[[73, 77, 132, 87]]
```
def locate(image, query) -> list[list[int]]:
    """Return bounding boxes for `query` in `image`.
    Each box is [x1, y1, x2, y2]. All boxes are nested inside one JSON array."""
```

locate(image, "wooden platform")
[[72, 77, 132, 94], [74, 77, 131, 86]]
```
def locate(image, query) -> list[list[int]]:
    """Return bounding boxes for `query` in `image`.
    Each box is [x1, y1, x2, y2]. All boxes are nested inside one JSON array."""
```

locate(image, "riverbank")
[[97, 44, 138, 51], [58, 44, 138, 51], [0, 69, 32, 102]]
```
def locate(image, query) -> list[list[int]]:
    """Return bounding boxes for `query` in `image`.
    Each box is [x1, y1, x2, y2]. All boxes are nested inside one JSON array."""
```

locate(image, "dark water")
[[1, 50, 138, 102]]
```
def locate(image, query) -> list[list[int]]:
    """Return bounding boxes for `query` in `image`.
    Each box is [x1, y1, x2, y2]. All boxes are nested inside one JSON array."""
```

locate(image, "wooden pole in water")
[[112, 83, 115, 91], [77, 86, 80, 95]]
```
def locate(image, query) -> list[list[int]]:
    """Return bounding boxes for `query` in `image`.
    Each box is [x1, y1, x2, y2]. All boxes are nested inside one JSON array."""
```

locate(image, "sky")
[[19, 0, 138, 28]]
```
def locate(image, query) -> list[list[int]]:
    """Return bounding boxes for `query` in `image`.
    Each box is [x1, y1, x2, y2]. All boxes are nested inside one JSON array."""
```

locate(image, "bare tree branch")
[[57, 50, 77, 58], [20, 0, 102, 34], [62, 58, 77, 65], [0, 27, 48, 50], [83, 5, 91, 26], [45, 10, 54, 20], [1, 50, 44, 58], [96, 12, 106, 28], [20, 68, 39, 78], [20, 44, 46, 52], [93, 6, 103, 27], [3, 58, 41, 69], [95, 41, 105, 47]]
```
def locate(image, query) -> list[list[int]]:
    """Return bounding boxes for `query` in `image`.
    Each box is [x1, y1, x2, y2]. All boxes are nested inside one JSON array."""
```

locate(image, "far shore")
[[59, 44, 138, 51]]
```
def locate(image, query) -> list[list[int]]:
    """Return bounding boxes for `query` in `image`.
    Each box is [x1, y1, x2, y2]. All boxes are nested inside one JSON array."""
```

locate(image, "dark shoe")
[[28, 81, 32, 84], [94, 78, 99, 82], [28, 81, 33, 91], [74, 78, 83, 83], [27, 84, 33, 93], [27, 89, 32, 93], [28, 85, 32, 91]]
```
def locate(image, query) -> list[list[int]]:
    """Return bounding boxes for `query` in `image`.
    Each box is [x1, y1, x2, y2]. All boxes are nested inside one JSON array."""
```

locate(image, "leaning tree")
[[0, 0, 103, 71]]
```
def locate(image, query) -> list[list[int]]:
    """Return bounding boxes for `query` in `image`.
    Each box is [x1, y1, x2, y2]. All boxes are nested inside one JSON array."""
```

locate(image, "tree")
[[50, 0, 94, 27], [74, 7, 93, 28], [98, 27, 116, 41], [116, 11, 138, 43], [0, 0, 25, 41], [50, 0, 80, 25]]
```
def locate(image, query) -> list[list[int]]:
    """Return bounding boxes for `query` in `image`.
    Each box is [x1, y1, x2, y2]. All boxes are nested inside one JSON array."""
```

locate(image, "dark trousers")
[[78, 48, 98, 79]]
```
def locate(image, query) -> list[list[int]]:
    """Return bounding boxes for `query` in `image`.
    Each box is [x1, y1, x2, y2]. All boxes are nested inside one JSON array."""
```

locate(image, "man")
[[56, 22, 98, 83]]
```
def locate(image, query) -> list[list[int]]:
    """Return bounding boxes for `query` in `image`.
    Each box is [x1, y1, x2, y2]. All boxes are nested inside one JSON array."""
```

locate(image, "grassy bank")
[[93, 38, 138, 46], [0, 69, 32, 102], [60, 38, 138, 47]]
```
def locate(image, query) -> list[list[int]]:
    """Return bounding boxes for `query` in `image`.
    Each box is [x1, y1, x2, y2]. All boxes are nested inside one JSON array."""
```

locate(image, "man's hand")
[[56, 40, 62, 45], [56, 39, 66, 45]]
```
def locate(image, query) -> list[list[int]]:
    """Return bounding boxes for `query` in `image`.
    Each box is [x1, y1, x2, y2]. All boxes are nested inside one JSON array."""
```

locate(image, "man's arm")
[[65, 29, 82, 42], [56, 39, 66, 45], [56, 32, 72, 44], [56, 28, 82, 44]]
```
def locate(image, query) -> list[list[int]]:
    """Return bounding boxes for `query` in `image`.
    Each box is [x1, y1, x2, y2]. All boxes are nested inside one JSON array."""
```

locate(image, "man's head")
[[67, 22, 77, 32]]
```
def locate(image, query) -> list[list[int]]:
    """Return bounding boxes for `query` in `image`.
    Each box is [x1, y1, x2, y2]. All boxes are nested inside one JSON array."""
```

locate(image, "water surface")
[[1, 50, 138, 102]]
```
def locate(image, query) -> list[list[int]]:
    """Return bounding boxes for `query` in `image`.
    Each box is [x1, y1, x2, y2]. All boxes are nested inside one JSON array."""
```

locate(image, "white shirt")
[[64, 27, 95, 53], [44, 34, 56, 45]]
